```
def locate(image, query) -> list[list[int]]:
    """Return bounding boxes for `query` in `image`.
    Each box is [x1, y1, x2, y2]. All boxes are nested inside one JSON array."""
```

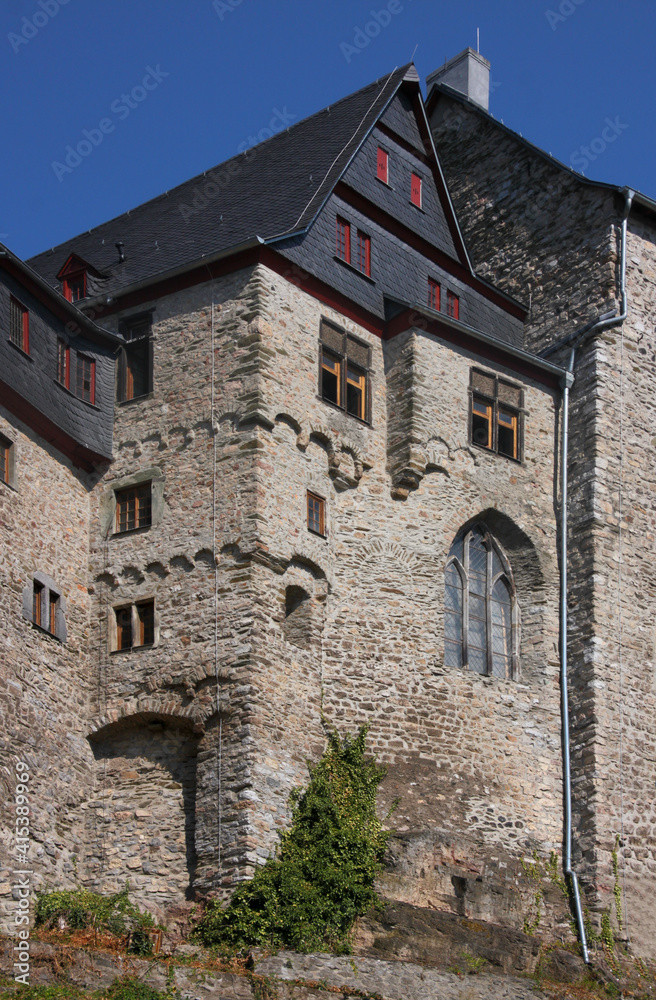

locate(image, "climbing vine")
[[195, 725, 392, 953]]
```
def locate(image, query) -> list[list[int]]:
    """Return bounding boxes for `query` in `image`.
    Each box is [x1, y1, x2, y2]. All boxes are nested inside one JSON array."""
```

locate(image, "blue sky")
[[1, 0, 653, 259]]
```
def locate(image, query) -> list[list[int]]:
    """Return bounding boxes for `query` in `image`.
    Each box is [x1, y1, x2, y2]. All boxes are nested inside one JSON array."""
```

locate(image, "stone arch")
[[86, 712, 201, 915]]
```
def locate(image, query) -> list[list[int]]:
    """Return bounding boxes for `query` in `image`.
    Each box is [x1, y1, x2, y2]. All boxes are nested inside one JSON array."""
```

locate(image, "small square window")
[[447, 291, 459, 319], [427, 278, 440, 311], [0, 434, 14, 486], [113, 600, 155, 651], [377, 147, 388, 184], [9, 298, 29, 354], [356, 230, 371, 276], [336, 217, 351, 263], [411, 172, 422, 208], [307, 491, 325, 536], [115, 483, 152, 533], [63, 272, 86, 302], [75, 354, 95, 403]]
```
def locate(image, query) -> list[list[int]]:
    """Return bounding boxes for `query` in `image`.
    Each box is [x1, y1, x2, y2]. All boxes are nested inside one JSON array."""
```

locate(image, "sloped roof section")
[[28, 66, 413, 297]]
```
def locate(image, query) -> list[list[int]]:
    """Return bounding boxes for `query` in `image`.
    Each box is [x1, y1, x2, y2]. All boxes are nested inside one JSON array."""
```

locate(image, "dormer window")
[[63, 271, 86, 302]]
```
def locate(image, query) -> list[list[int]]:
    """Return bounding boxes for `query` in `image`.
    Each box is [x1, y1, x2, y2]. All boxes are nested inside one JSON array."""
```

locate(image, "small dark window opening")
[[118, 317, 153, 402], [356, 230, 371, 276], [33, 582, 44, 628], [115, 607, 132, 650], [470, 370, 523, 461], [286, 585, 310, 618], [307, 491, 326, 536], [319, 320, 371, 423], [63, 272, 86, 302], [427, 278, 440, 311], [9, 298, 29, 354], [0, 435, 13, 486], [75, 354, 95, 403], [137, 601, 155, 646], [49, 592, 59, 635], [336, 217, 351, 263], [115, 483, 152, 533]]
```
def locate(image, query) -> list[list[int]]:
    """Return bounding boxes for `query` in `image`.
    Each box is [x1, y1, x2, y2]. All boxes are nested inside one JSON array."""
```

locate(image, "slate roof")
[[28, 65, 418, 297]]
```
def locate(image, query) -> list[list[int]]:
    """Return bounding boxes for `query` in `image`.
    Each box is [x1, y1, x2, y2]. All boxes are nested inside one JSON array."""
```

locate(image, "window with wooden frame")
[[470, 369, 523, 461], [75, 354, 95, 403], [376, 147, 389, 184], [63, 271, 87, 302], [24, 574, 66, 640], [410, 172, 422, 208], [56, 339, 70, 388], [336, 216, 351, 263], [117, 315, 153, 402], [113, 599, 155, 651], [32, 582, 44, 629], [307, 491, 326, 536], [427, 278, 441, 311], [9, 297, 29, 354], [0, 434, 13, 486], [319, 320, 371, 422], [115, 483, 152, 533], [445, 524, 518, 680], [355, 230, 371, 276], [446, 290, 459, 319]]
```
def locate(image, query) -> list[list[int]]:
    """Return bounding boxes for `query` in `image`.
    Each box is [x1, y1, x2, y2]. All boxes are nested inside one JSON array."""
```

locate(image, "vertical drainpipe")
[[558, 187, 633, 964]]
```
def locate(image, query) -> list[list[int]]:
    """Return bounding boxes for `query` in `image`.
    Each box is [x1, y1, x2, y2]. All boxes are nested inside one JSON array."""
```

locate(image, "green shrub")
[[34, 884, 155, 944], [195, 725, 391, 953]]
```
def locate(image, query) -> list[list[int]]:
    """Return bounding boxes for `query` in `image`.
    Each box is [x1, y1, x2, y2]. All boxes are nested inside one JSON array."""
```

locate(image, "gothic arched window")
[[444, 524, 517, 679]]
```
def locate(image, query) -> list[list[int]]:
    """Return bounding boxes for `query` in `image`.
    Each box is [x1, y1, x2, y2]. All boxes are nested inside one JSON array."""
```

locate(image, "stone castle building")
[[2, 49, 655, 961]]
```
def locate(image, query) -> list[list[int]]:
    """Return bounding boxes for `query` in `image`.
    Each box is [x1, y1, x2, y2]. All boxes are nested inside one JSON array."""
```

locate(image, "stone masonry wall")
[[0, 407, 99, 934], [430, 91, 656, 958]]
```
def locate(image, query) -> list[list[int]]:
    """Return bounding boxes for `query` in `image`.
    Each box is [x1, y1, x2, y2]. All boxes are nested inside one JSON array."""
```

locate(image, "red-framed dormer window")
[[427, 278, 440, 311], [411, 172, 422, 208], [377, 147, 388, 184], [336, 217, 350, 263], [356, 230, 371, 276], [75, 354, 95, 404], [63, 271, 87, 302], [9, 297, 29, 354], [57, 339, 70, 388], [447, 290, 460, 319]]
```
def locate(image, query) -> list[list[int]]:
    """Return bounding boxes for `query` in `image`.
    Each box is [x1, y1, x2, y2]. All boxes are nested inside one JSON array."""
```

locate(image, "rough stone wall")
[[430, 91, 656, 958], [0, 407, 99, 932]]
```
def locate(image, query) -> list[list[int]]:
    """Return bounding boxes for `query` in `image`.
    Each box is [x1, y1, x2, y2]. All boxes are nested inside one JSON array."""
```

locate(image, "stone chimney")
[[426, 47, 490, 112]]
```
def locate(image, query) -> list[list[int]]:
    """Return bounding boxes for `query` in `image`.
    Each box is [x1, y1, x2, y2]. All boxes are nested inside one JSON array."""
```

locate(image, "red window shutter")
[[377, 147, 388, 183], [411, 172, 422, 208], [365, 235, 370, 276], [427, 279, 440, 311], [447, 291, 460, 319]]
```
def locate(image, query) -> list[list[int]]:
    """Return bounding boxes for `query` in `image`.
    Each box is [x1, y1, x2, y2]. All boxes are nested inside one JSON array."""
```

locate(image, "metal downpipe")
[[560, 351, 589, 964], [558, 187, 633, 964]]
